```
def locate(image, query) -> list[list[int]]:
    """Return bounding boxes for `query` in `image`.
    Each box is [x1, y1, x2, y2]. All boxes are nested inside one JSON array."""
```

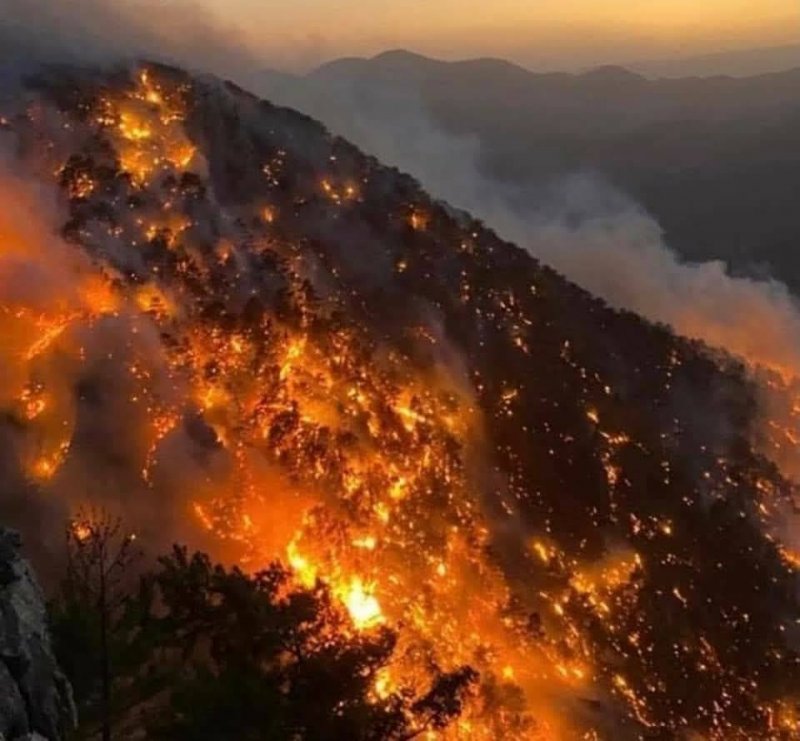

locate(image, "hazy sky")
[[197, 0, 800, 70]]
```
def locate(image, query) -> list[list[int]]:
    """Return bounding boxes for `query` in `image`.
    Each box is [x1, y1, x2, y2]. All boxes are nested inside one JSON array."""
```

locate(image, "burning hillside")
[[0, 63, 799, 738]]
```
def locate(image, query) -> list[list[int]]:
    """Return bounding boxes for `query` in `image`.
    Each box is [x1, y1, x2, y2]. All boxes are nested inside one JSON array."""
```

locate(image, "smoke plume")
[[4, 0, 800, 568], [1, 19, 799, 735]]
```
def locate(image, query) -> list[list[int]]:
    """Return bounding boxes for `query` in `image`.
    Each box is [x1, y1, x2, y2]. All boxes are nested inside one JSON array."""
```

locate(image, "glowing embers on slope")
[[31, 71, 627, 736], [342, 577, 384, 630], [95, 69, 196, 186], [7, 309, 75, 483], [408, 209, 429, 232], [15, 65, 800, 738], [165, 310, 572, 735], [320, 177, 360, 205], [766, 700, 800, 735], [0, 173, 122, 483]]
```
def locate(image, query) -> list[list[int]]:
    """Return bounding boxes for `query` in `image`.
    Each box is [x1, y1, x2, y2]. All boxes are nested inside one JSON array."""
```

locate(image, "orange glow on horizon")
[[223, 0, 800, 71]]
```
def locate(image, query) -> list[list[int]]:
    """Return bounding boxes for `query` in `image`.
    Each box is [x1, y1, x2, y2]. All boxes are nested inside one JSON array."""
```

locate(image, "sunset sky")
[[200, 0, 800, 70]]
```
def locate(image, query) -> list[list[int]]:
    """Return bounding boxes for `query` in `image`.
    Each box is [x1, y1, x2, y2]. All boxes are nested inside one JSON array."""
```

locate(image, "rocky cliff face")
[[0, 529, 74, 741]]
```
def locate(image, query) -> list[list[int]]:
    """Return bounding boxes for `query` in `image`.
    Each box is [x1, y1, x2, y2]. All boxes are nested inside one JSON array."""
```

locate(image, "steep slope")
[[0, 63, 799, 738]]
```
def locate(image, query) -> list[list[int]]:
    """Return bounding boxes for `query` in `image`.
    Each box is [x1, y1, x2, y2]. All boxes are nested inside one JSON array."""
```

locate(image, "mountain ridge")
[[308, 47, 800, 84]]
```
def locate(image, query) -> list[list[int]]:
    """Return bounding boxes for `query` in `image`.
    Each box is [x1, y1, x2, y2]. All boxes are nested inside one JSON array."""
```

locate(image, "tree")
[[50, 507, 139, 740]]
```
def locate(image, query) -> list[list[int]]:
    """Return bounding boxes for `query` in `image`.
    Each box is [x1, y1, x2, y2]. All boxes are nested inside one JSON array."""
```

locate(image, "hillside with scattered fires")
[[1, 63, 799, 738]]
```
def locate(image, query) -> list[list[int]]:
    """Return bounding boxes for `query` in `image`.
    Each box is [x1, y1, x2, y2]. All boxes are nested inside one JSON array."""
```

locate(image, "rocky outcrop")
[[0, 529, 75, 741]]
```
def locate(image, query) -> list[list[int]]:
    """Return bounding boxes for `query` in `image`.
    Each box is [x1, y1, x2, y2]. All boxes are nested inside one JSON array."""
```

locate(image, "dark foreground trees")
[[49, 523, 476, 739]]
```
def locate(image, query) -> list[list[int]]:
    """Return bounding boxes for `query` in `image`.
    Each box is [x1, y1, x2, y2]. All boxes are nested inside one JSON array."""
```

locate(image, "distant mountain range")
[[632, 42, 800, 79], [255, 49, 800, 292]]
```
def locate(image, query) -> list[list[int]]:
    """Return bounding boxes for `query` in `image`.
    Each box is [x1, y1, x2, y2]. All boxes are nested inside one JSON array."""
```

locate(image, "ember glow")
[[2, 64, 800, 739]]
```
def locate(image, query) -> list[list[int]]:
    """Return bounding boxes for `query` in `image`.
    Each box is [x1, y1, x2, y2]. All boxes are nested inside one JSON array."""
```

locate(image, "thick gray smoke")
[[257, 74, 800, 576], [5, 1, 800, 380]]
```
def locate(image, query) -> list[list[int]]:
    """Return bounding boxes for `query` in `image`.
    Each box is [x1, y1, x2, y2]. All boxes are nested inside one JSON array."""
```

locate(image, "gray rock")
[[0, 529, 75, 741], [0, 657, 29, 737]]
